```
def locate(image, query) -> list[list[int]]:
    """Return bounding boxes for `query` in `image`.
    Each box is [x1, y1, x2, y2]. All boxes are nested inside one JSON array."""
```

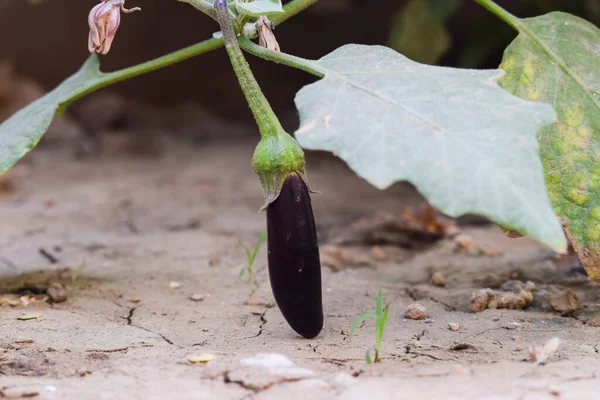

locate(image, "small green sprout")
[[348, 290, 389, 364], [239, 230, 267, 284], [71, 261, 86, 281]]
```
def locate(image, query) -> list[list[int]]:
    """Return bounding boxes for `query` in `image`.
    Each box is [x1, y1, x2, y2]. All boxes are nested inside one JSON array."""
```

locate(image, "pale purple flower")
[[88, 0, 140, 55]]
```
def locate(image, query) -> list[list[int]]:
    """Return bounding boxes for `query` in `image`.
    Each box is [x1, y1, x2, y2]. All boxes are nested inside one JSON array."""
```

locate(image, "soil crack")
[[124, 306, 137, 325], [238, 309, 268, 340]]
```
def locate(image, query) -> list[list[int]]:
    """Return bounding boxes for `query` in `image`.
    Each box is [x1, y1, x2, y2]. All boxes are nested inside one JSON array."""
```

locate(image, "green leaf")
[[293, 44, 567, 253], [377, 305, 389, 350], [497, 11, 600, 281], [365, 348, 372, 364], [387, 0, 458, 65], [348, 311, 376, 341], [235, 0, 283, 16], [0, 56, 104, 174]]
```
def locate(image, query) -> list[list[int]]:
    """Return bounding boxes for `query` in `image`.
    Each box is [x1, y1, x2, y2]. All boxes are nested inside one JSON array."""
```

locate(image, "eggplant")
[[267, 173, 323, 338]]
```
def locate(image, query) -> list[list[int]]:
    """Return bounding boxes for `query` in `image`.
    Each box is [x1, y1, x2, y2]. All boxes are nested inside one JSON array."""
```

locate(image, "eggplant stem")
[[214, 0, 283, 139]]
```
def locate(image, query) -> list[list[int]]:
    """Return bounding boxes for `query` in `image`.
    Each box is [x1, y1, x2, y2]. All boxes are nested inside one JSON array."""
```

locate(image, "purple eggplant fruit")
[[213, 0, 323, 338], [267, 174, 323, 338]]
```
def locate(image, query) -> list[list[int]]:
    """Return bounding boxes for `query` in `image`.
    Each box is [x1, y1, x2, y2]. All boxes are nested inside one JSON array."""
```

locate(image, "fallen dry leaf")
[[402, 202, 455, 236], [0, 297, 20, 307], [0, 385, 40, 398], [528, 337, 560, 365], [188, 353, 215, 364], [17, 314, 43, 321], [20, 294, 37, 307]]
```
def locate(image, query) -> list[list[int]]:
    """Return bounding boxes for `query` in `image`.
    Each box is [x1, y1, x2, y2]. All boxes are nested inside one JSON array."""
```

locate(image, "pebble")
[[405, 303, 428, 320]]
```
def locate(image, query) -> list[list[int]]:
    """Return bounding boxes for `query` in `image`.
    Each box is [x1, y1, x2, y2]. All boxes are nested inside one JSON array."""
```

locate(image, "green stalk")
[[215, 0, 283, 138], [270, 0, 320, 25], [238, 37, 324, 78], [67, 38, 222, 106], [472, 0, 521, 30], [214, 0, 308, 207], [178, 0, 218, 21]]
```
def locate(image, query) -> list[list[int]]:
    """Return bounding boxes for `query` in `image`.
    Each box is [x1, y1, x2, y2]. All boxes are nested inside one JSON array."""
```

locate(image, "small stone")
[[47, 283, 67, 303], [514, 345, 524, 352], [189, 293, 208, 302], [548, 289, 580, 315], [405, 303, 428, 320], [479, 243, 503, 257], [130, 298, 141, 303], [530, 289, 553, 312], [451, 364, 471, 375], [448, 322, 460, 332], [586, 314, 600, 327], [503, 322, 520, 330], [450, 341, 477, 351], [430, 272, 446, 287], [454, 233, 474, 250], [169, 281, 181, 290], [370, 246, 388, 261], [76, 368, 92, 377], [470, 289, 494, 312]]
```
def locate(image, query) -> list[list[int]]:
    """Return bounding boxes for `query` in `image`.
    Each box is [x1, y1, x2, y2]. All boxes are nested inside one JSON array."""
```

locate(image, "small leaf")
[[348, 311, 376, 341], [365, 348, 372, 364], [0, 56, 104, 175], [235, 0, 283, 17], [497, 12, 600, 281], [294, 44, 567, 252], [377, 305, 390, 350]]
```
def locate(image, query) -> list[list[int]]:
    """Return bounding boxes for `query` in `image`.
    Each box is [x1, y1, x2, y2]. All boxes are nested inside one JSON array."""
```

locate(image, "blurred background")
[[1, 0, 598, 137]]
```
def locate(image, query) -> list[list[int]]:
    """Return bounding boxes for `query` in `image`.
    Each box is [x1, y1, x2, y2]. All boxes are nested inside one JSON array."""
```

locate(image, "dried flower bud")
[[88, 0, 140, 55], [256, 16, 280, 52]]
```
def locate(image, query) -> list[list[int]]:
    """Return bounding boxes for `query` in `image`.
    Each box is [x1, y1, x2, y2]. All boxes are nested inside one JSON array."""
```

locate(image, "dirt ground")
[[1, 134, 599, 399]]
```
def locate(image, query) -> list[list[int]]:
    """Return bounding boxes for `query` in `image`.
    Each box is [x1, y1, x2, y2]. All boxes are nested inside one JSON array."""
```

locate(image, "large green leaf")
[[0, 56, 103, 174], [387, 0, 458, 65], [293, 44, 566, 252], [497, 11, 600, 281], [235, 0, 283, 16]]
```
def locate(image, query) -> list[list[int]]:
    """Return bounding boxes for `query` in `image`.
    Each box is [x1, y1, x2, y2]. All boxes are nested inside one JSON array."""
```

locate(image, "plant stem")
[[65, 37, 223, 107], [472, 0, 520, 30], [215, 0, 283, 138], [270, 0, 320, 25], [65, 0, 319, 106], [178, 0, 217, 20], [238, 37, 325, 78]]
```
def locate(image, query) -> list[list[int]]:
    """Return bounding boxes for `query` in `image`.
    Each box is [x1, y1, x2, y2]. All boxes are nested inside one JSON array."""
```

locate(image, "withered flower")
[[256, 16, 280, 52], [88, 0, 140, 55]]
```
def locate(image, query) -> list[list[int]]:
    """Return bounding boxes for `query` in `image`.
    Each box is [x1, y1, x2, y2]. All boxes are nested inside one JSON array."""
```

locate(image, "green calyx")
[[252, 131, 308, 210], [214, 0, 312, 210]]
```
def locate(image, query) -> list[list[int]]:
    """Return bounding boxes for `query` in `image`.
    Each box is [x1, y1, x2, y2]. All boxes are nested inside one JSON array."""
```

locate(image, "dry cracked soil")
[[1, 137, 599, 400]]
